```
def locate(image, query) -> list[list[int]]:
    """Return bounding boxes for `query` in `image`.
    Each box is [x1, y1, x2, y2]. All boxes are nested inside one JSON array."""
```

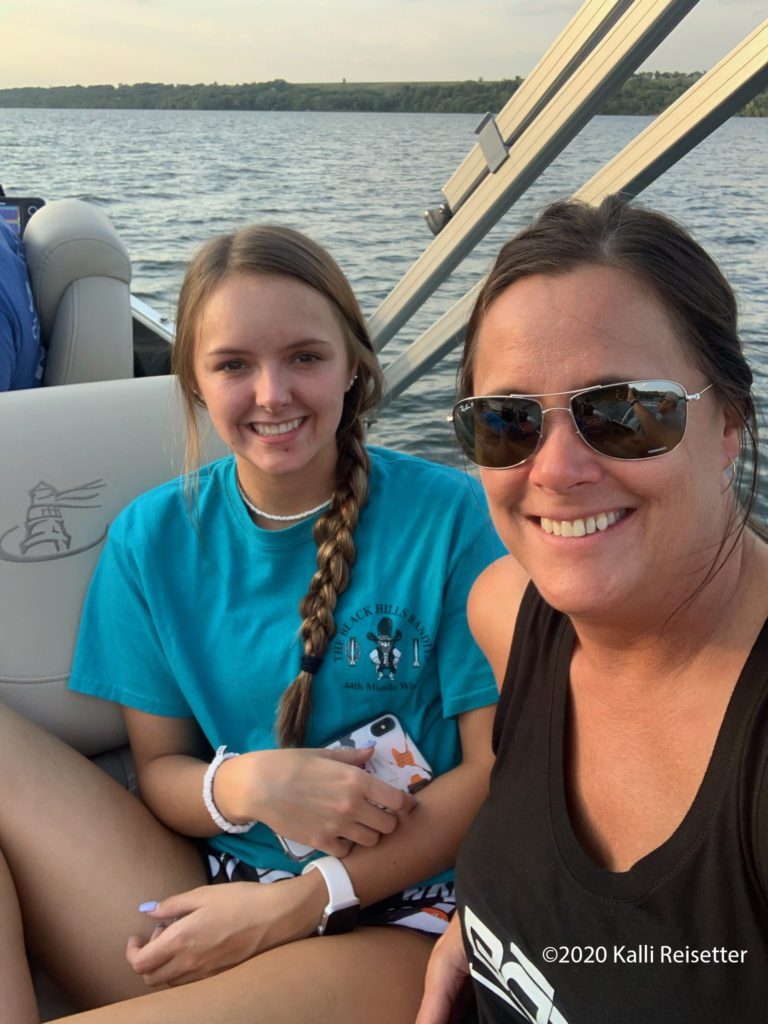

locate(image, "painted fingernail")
[[362, 740, 377, 748], [139, 901, 159, 913]]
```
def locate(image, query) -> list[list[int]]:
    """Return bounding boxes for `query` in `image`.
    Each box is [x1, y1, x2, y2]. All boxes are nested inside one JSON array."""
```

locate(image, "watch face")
[[322, 903, 360, 936]]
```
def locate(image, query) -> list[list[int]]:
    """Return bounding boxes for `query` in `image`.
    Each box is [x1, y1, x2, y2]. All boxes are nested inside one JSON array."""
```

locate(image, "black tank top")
[[456, 584, 768, 1023]]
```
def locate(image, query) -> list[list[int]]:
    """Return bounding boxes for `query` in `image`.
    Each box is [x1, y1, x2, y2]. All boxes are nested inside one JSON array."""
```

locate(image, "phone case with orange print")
[[277, 713, 433, 861]]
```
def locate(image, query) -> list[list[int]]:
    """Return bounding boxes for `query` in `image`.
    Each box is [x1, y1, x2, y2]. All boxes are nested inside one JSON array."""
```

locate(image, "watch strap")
[[302, 856, 360, 935]]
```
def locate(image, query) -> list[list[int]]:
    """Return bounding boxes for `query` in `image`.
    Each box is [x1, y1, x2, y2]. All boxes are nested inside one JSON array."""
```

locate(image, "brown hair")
[[460, 196, 763, 546], [173, 225, 382, 746]]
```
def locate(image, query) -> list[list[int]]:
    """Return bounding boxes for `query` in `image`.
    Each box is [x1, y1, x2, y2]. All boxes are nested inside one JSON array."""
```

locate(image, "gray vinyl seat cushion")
[[0, 374, 226, 751], [0, 375, 226, 1018], [23, 198, 134, 385]]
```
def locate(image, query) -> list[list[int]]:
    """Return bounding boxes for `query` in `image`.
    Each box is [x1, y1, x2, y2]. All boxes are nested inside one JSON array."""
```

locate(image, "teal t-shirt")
[[69, 446, 504, 878]]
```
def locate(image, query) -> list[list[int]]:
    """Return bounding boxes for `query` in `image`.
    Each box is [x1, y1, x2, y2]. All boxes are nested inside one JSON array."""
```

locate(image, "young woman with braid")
[[0, 225, 503, 1024]]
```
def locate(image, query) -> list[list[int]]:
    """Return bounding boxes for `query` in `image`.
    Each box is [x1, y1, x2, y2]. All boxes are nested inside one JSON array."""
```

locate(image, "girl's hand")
[[126, 873, 326, 987], [415, 915, 473, 1024], [215, 746, 416, 857]]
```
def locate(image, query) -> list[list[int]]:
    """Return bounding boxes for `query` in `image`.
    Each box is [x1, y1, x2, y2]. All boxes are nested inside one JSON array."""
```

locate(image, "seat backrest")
[[23, 199, 134, 385], [0, 375, 226, 754]]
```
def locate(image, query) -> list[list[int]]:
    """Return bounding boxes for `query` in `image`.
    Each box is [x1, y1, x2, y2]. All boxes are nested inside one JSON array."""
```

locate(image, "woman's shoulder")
[[367, 446, 495, 550], [468, 556, 531, 687], [368, 445, 484, 501], [110, 456, 230, 540]]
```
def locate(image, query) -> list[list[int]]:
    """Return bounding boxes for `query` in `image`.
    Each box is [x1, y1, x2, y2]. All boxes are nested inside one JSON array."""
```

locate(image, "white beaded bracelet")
[[202, 745, 257, 834]]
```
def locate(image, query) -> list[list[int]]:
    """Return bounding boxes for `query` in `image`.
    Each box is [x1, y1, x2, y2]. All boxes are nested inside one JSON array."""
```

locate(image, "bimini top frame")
[[367, 0, 704, 351], [379, 17, 768, 409], [435, 0, 637, 222]]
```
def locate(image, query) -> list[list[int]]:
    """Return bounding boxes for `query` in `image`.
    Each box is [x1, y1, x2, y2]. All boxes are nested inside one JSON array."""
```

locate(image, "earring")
[[346, 374, 358, 392], [721, 457, 737, 494]]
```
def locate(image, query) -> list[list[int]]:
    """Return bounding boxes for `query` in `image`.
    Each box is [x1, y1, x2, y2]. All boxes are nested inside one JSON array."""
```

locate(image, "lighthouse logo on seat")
[[0, 478, 108, 563]]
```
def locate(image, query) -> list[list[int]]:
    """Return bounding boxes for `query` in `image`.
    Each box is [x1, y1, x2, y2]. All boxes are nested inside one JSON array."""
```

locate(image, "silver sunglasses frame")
[[450, 380, 714, 469]]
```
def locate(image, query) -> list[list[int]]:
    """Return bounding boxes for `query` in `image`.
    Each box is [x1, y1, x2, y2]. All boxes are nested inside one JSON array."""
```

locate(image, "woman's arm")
[[122, 709, 215, 836], [413, 555, 530, 1020], [125, 704, 494, 987], [126, 701, 493, 987], [123, 708, 414, 848], [126, 700, 493, 899], [415, 915, 472, 1024], [341, 703, 495, 905], [467, 554, 530, 691]]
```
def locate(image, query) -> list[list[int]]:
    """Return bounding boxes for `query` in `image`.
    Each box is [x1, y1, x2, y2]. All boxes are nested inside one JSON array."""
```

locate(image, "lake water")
[[2, 108, 766, 509]]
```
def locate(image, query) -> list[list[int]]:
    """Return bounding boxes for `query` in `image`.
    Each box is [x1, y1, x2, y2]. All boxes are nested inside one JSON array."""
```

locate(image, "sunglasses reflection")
[[476, 403, 539, 463], [613, 387, 685, 458], [564, 384, 688, 460], [467, 383, 690, 465]]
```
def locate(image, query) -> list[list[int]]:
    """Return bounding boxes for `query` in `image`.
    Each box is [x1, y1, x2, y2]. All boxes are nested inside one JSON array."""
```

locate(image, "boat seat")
[[0, 374, 225, 1019], [23, 198, 134, 386], [0, 373, 225, 756]]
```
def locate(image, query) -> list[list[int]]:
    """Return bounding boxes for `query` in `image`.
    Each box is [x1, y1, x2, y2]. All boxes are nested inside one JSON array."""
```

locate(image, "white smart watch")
[[302, 856, 360, 935]]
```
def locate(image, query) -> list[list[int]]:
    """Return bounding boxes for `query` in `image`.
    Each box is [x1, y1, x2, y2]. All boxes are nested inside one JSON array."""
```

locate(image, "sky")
[[0, 0, 764, 88]]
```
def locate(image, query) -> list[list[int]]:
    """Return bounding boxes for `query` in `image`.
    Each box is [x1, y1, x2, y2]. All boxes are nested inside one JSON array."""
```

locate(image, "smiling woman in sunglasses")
[[417, 196, 768, 1024]]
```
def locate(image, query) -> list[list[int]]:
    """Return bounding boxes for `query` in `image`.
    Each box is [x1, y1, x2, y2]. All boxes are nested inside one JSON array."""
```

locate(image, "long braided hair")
[[173, 225, 383, 746]]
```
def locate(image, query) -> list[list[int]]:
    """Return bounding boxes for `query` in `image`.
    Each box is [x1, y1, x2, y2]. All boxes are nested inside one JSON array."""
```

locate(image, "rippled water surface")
[[3, 108, 766, 509]]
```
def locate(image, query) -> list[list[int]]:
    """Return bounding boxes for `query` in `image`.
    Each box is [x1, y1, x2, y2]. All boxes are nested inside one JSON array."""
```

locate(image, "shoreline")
[[1, 75, 766, 117]]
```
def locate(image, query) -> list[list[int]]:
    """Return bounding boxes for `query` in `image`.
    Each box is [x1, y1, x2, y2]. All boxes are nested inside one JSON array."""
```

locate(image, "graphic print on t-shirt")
[[464, 905, 570, 1024], [333, 601, 434, 692]]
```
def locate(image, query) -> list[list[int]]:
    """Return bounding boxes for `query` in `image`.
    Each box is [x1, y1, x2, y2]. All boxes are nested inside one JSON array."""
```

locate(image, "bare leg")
[[50, 926, 435, 1024], [0, 703, 206, 1015], [0, 846, 39, 1024]]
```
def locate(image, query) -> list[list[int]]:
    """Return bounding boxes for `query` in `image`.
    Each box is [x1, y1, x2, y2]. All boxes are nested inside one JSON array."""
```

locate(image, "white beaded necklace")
[[236, 474, 331, 523]]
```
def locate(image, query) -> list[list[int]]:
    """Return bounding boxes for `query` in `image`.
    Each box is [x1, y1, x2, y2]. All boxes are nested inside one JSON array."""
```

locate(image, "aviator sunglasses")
[[451, 379, 714, 470]]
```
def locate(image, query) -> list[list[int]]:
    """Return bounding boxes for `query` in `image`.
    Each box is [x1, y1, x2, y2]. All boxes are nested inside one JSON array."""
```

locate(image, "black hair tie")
[[300, 654, 324, 675]]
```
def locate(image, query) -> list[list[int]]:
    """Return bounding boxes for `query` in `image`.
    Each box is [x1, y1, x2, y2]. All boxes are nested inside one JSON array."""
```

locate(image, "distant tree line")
[[0, 74, 765, 116], [0, 79, 522, 113]]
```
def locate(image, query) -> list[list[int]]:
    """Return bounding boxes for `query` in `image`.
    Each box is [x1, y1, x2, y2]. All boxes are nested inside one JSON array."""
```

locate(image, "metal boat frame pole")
[[379, 19, 768, 408], [368, 0, 701, 350], [575, 20, 768, 203], [439, 0, 636, 218]]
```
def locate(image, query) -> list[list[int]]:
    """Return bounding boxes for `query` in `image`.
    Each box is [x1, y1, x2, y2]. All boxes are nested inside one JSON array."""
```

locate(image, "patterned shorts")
[[204, 847, 455, 936]]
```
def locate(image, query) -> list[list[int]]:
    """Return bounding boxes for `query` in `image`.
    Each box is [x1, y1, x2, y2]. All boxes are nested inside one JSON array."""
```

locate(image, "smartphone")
[[0, 197, 46, 235], [277, 713, 433, 861]]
